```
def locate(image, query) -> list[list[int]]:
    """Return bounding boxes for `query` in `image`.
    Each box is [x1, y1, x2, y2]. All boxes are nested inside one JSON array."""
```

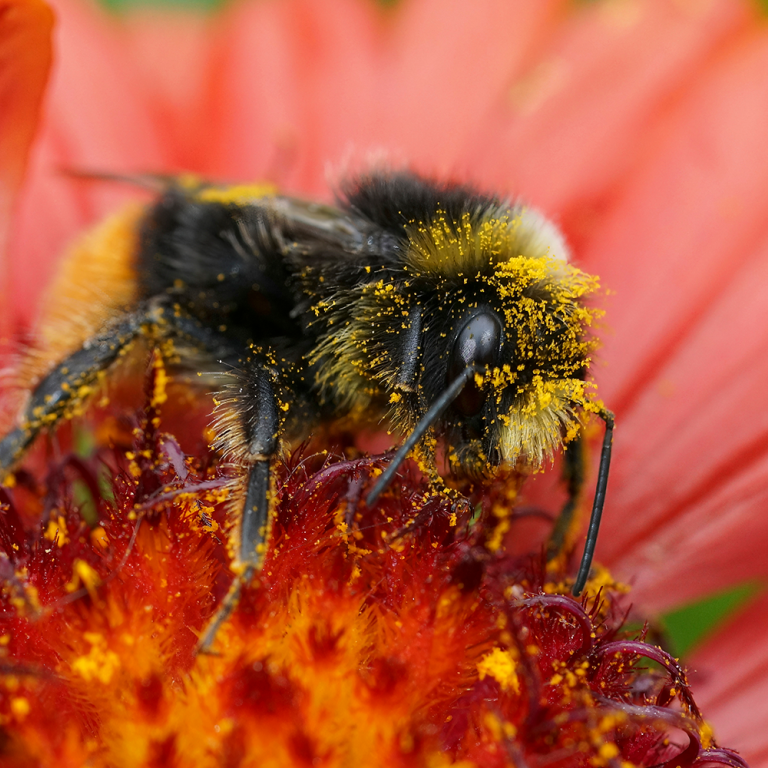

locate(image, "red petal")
[[0, 0, 52, 332], [584, 27, 768, 607], [371, 0, 565, 177], [460, 0, 751, 209], [206, 0, 566, 193], [204, 0, 385, 195], [119, 6, 217, 171], [8, 0, 166, 330], [690, 592, 768, 761]]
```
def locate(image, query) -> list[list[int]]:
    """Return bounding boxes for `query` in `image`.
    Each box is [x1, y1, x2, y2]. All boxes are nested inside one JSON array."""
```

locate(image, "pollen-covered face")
[[405, 207, 601, 476], [308, 196, 602, 477]]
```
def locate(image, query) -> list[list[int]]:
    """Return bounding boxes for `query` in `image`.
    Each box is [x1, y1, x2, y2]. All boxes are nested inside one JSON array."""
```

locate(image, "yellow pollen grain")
[[151, 356, 169, 407], [10, 697, 30, 718], [71, 634, 121, 685], [699, 721, 715, 749], [90, 527, 109, 550], [477, 647, 520, 693], [65, 559, 101, 595], [597, 743, 620, 763], [43, 516, 69, 546]]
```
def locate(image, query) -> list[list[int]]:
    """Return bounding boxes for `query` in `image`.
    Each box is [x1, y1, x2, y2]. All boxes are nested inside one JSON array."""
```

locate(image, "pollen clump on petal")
[[477, 647, 521, 693], [70, 633, 121, 685]]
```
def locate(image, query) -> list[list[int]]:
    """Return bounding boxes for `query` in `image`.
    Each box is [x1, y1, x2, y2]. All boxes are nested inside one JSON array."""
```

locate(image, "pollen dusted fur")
[[0, 170, 609, 642]]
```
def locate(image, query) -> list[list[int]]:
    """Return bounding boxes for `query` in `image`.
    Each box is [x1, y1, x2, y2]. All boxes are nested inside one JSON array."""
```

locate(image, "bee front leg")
[[546, 410, 615, 595], [197, 361, 283, 654]]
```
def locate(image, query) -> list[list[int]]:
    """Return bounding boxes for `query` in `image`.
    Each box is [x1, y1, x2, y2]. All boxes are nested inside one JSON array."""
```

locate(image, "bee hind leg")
[[0, 309, 152, 479], [0, 299, 237, 480]]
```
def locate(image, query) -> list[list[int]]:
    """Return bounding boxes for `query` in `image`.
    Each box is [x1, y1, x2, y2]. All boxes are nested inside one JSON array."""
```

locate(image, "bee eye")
[[448, 311, 503, 417]]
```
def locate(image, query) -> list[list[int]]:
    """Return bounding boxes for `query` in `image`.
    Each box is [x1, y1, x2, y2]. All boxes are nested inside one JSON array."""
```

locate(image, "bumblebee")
[[0, 171, 613, 647]]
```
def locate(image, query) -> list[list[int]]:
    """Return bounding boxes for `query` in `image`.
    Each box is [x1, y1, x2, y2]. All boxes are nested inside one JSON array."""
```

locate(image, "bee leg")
[[0, 310, 151, 477], [194, 463, 272, 654], [197, 363, 282, 654], [546, 411, 615, 595], [572, 411, 614, 596], [0, 300, 236, 479], [546, 435, 586, 562]]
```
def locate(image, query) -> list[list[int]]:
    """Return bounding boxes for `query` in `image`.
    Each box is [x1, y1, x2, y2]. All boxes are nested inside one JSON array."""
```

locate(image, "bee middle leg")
[[546, 435, 585, 561], [196, 360, 283, 654]]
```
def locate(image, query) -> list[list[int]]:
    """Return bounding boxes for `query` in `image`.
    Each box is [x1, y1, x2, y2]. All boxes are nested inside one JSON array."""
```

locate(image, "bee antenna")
[[572, 409, 615, 597], [58, 168, 170, 191], [366, 365, 477, 507]]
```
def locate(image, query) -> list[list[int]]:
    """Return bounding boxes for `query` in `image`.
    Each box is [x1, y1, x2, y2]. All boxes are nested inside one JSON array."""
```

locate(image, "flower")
[[0, 362, 751, 767], [2, 0, 768, 764]]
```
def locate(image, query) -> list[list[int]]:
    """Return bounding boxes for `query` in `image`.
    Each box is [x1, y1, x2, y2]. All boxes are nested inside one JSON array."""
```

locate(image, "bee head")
[[396, 204, 602, 477], [309, 177, 602, 478]]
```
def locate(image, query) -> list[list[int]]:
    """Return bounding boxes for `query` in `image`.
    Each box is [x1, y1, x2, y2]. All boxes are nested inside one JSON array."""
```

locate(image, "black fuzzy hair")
[[339, 171, 503, 235]]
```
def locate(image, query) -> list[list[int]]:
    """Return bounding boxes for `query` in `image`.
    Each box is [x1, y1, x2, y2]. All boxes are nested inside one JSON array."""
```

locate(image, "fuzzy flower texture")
[[0, 363, 749, 767], [3, 0, 768, 766]]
